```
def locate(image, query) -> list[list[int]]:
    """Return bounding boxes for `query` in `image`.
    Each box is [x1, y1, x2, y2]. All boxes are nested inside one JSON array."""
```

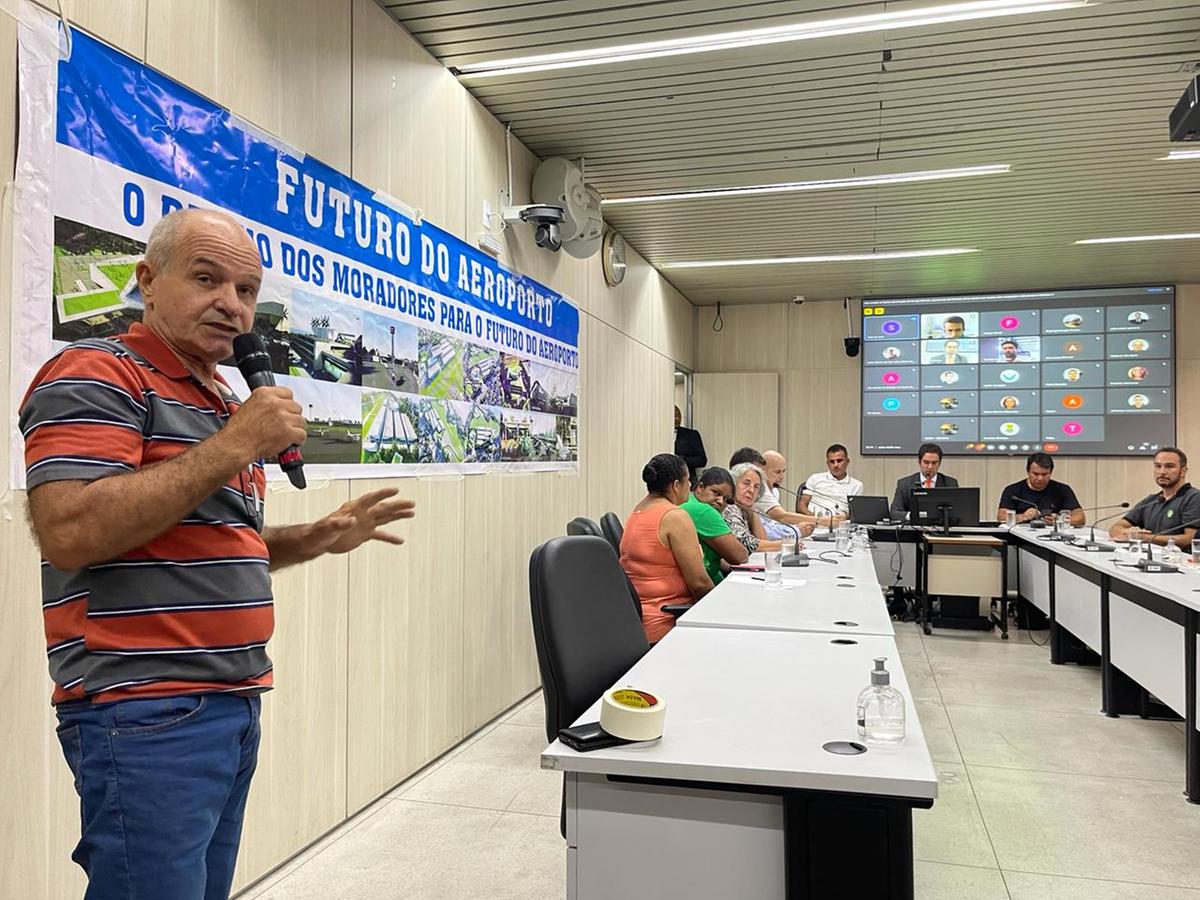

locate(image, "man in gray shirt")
[[1109, 447, 1200, 546]]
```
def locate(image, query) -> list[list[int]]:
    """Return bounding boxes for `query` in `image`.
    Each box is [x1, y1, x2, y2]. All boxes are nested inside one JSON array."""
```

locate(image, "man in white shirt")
[[753, 450, 817, 540], [798, 444, 864, 520]]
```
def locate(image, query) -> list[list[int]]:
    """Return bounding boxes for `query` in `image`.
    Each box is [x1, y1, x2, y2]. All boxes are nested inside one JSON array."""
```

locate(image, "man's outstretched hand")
[[307, 488, 416, 555]]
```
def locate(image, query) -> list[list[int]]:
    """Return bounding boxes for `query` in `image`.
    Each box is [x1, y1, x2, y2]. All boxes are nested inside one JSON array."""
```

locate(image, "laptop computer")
[[849, 495, 894, 525]]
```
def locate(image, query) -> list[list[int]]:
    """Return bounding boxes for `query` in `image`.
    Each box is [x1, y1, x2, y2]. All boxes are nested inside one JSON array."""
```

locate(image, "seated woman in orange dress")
[[619, 453, 714, 643]]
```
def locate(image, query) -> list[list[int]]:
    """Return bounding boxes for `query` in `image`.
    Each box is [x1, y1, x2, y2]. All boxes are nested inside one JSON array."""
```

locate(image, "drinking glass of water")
[[1129, 531, 1143, 556], [1005, 510, 1016, 528], [764, 547, 783, 587], [835, 526, 851, 553], [1192, 538, 1200, 566]]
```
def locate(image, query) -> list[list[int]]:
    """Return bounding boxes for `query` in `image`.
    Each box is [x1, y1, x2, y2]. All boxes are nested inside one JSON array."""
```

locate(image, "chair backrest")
[[566, 516, 602, 537], [599, 512, 624, 555], [529, 536, 651, 744]]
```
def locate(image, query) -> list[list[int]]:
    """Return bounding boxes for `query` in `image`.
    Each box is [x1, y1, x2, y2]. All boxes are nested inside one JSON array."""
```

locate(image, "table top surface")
[[677, 550, 895, 636], [541, 626, 938, 800], [1008, 525, 1200, 609]]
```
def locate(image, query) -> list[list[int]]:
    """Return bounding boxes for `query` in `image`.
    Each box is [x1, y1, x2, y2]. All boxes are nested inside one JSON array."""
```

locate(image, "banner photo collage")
[[11, 15, 580, 486]]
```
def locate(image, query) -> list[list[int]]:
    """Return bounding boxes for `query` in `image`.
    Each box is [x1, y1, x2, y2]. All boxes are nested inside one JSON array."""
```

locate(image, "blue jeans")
[[55, 692, 262, 900]]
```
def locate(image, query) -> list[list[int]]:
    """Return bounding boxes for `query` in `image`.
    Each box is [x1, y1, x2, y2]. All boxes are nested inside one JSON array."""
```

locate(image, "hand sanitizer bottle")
[[856, 657, 906, 743]]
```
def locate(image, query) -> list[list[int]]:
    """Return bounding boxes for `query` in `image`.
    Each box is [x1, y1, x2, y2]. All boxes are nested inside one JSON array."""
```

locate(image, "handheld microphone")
[[233, 333, 307, 490]]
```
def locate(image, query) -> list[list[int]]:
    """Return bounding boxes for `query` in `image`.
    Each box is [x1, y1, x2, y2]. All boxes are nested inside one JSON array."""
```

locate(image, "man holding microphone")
[[20, 209, 415, 899]]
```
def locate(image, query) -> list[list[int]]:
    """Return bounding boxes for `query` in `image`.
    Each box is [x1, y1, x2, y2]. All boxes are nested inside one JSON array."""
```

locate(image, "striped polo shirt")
[[19, 323, 273, 705]]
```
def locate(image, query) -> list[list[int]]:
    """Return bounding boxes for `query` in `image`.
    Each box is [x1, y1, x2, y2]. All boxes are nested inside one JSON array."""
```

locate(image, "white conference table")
[[542, 547, 936, 900], [1009, 524, 1200, 801], [676, 550, 895, 636]]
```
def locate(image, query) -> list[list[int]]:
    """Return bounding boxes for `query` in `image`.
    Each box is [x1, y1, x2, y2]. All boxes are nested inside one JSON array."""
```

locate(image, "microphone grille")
[[232, 333, 265, 363]]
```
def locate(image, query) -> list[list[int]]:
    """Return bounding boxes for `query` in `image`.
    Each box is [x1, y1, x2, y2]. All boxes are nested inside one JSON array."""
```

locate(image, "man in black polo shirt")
[[998, 452, 1084, 526], [1110, 447, 1200, 546]]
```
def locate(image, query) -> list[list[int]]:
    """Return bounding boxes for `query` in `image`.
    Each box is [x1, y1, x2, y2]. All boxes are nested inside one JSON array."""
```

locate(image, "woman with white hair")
[[725, 463, 795, 553]]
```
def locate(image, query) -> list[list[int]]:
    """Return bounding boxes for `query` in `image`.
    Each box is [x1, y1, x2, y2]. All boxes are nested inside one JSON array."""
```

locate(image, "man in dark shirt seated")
[[890, 443, 958, 521], [1109, 447, 1200, 546], [998, 452, 1084, 526]]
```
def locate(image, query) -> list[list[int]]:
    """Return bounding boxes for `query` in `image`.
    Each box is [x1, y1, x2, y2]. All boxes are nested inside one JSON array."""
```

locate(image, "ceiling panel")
[[381, 0, 1200, 303]]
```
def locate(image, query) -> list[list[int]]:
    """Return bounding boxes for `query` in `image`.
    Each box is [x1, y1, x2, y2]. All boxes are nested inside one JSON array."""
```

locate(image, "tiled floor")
[[240, 623, 1200, 899]]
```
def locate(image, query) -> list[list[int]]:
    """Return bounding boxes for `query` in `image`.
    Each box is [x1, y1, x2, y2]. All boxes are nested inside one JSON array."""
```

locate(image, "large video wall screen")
[[860, 285, 1175, 457]]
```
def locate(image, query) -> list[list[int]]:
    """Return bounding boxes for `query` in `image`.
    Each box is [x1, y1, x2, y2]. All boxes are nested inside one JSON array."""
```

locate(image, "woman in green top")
[[681, 467, 749, 584]]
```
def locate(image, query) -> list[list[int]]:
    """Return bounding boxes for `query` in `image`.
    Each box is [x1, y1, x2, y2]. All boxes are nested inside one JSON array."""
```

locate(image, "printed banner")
[[10, 10, 579, 487]]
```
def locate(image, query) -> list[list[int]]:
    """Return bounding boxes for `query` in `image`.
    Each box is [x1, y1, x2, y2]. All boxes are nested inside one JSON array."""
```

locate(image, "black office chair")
[[529, 536, 651, 837], [599, 512, 624, 555], [566, 516, 603, 537]]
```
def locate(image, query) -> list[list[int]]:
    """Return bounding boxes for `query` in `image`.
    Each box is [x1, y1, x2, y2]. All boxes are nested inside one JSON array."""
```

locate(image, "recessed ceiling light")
[[602, 165, 1011, 205], [1160, 149, 1200, 161], [1075, 234, 1200, 244], [454, 1, 1091, 79], [662, 248, 979, 269]]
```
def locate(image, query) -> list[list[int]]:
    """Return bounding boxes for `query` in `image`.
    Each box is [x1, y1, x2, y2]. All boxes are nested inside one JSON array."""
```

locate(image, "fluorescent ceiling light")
[[662, 248, 979, 269], [603, 164, 1010, 205], [1160, 149, 1200, 161], [455, 1, 1091, 79], [1075, 233, 1200, 245]]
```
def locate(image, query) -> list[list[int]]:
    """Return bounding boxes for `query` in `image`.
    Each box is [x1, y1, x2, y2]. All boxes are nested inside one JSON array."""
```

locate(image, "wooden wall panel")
[[1177, 283, 1200, 360], [588, 243, 657, 351], [780, 368, 862, 493], [461, 472, 552, 731], [0, 523, 85, 900], [346, 477, 464, 813], [661, 281, 697, 371], [61, 0, 146, 58], [350, 0, 465, 235], [787, 300, 859, 372], [697, 303, 788, 372], [234, 482, 352, 890], [693, 372, 780, 475]]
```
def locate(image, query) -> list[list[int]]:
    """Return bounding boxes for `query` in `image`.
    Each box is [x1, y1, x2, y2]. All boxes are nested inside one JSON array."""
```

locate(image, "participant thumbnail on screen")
[[1043, 362, 1103, 389], [864, 314, 919, 341], [1043, 334, 1104, 362], [978, 363, 1039, 390], [865, 340, 920, 366], [1110, 389, 1170, 414], [979, 336, 1040, 363], [920, 312, 979, 339], [1044, 307, 1104, 335], [866, 366, 920, 391], [1105, 333, 1169, 360], [920, 417, 978, 442], [920, 365, 979, 390], [1107, 304, 1171, 332], [920, 391, 980, 416], [921, 339, 978, 365]]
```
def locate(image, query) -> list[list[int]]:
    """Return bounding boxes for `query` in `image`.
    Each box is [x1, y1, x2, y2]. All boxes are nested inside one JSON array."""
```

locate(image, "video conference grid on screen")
[[860, 286, 1175, 457]]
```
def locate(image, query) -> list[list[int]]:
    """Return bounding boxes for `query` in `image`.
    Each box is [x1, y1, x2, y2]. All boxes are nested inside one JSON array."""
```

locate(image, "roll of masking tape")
[[600, 686, 667, 741]]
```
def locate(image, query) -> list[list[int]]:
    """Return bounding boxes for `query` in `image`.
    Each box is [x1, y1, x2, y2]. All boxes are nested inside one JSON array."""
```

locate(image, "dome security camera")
[[792, 295, 805, 306], [501, 204, 567, 252]]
